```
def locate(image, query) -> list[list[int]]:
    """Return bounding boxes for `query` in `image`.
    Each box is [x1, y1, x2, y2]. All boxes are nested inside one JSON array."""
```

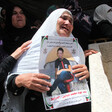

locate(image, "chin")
[[60, 33, 69, 37]]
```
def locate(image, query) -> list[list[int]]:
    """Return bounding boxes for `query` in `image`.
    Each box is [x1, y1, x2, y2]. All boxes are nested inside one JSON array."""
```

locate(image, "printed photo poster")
[[39, 36, 90, 110]]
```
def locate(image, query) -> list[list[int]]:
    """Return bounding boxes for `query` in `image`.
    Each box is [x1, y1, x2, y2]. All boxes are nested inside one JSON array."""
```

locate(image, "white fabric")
[[94, 4, 112, 24], [1, 8, 85, 112]]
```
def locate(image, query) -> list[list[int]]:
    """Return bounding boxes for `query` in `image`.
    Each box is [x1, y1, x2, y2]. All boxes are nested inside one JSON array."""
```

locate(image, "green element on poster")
[[45, 97, 53, 109], [73, 38, 78, 48], [41, 36, 48, 48]]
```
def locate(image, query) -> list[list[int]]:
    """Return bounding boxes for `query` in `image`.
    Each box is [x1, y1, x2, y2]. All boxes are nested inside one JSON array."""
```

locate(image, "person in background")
[[2, 5, 36, 55], [0, 40, 31, 109], [46, 5, 59, 17], [31, 19, 42, 30], [93, 4, 112, 38], [1, 7, 6, 21]]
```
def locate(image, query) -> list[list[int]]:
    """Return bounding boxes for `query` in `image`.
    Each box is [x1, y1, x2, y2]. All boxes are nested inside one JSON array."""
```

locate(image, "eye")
[[12, 11, 17, 15], [60, 16, 73, 25], [20, 10, 24, 14], [60, 16, 67, 20], [69, 19, 73, 25]]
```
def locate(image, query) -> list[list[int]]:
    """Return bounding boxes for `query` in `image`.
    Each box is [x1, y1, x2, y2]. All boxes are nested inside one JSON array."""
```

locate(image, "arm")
[[0, 40, 32, 83], [14, 73, 51, 93], [57, 65, 72, 75], [7, 75, 25, 96], [55, 68, 58, 79], [0, 56, 17, 83]]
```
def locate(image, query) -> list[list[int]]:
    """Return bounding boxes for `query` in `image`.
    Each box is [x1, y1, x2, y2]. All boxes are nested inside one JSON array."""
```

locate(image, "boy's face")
[[57, 50, 63, 59]]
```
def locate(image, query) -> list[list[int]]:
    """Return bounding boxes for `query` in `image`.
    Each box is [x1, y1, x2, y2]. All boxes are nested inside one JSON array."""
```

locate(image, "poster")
[[39, 36, 90, 110]]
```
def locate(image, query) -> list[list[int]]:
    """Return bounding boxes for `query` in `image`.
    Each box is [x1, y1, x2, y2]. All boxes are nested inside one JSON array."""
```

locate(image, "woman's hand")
[[84, 49, 98, 58], [15, 73, 51, 93], [11, 40, 32, 60], [72, 64, 89, 81]]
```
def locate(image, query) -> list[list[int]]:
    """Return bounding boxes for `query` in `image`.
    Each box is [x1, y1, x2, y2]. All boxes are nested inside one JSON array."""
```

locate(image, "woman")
[[1, 9, 90, 112], [94, 4, 112, 24], [93, 4, 112, 38], [0, 40, 31, 109], [2, 5, 36, 55]]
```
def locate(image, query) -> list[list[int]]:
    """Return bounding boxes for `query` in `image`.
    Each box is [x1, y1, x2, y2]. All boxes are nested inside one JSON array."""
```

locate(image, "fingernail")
[[47, 87, 50, 91]]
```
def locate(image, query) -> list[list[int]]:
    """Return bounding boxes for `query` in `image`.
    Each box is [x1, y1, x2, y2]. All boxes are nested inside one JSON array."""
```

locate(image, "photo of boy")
[[47, 47, 74, 96]]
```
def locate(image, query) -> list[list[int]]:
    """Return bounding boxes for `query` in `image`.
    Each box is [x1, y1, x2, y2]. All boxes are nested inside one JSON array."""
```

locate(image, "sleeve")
[[0, 56, 17, 83], [7, 74, 25, 96], [55, 59, 58, 68], [66, 59, 70, 65]]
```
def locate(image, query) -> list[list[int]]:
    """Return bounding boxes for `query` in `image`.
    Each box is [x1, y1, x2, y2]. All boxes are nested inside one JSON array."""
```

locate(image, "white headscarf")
[[94, 4, 112, 24], [0, 7, 3, 18], [12, 8, 85, 74]]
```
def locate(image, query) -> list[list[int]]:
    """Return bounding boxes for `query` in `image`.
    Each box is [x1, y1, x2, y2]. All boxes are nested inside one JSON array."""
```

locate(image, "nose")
[[65, 20, 71, 25], [17, 13, 22, 17]]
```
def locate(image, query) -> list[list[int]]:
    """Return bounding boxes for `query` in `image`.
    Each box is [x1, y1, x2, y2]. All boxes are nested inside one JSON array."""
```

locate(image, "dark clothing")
[[72, 12, 92, 50], [7, 74, 25, 96], [2, 27, 36, 55], [0, 56, 16, 108], [55, 58, 70, 70], [2, 5, 37, 55], [90, 20, 112, 41], [0, 40, 8, 63]]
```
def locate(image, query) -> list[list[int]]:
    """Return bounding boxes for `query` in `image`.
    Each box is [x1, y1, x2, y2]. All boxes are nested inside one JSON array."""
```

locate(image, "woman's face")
[[56, 11, 73, 37], [12, 6, 26, 28]]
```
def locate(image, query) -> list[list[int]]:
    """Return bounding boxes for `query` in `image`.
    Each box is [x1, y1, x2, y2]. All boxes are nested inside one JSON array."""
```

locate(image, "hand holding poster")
[[39, 36, 90, 110]]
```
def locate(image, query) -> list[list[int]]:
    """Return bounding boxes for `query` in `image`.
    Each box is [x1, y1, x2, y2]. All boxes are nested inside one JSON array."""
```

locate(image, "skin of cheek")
[[12, 15, 26, 28], [56, 19, 68, 37], [56, 18, 73, 37]]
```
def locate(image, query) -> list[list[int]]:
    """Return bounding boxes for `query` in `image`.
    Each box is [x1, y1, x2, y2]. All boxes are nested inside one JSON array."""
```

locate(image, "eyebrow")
[[61, 15, 73, 20]]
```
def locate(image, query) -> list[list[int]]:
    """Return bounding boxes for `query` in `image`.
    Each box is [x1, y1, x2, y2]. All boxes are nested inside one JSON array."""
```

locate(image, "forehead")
[[57, 50, 63, 53], [61, 11, 73, 20], [13, 6, 22, 11]]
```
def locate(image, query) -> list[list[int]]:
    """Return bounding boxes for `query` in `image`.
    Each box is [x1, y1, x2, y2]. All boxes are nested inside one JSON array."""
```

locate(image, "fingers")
[[36, 73, 50, 80], [33, 78, 51, 87], [72, 64, 84, 70], [72, 65, 86, 73], [20, 40, 32, 53], [32, 84, 50, 93], [84, 49, 98, 57], [72, 64, 89, 80], [85, 52, 92, 57], [17, 73, 52, 93], [11, 40, 32, 59], [21, 40, 32, 49], [78, 75, 89, 81]]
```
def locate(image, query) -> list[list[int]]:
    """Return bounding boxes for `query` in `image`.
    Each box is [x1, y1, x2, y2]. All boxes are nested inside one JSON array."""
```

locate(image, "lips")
[[61, 26, 69, 32], [17, 19, 23, 22]]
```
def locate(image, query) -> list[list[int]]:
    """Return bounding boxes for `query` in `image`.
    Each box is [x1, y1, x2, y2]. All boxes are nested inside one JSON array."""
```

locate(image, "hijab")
[[3, 5, 35, 54], [12, 8, 85, 74], [94, 4, 112, 24]]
